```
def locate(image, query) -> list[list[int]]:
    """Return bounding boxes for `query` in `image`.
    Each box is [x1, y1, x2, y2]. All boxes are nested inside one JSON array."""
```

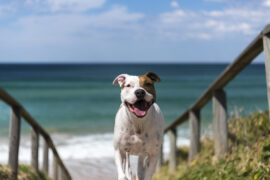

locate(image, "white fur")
[[113, 74, 165, 180]]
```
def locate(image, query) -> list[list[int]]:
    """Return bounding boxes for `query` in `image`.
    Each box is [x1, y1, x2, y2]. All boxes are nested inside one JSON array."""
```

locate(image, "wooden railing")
[[160, 24, 270, 172], [0, 88, 72, 180]]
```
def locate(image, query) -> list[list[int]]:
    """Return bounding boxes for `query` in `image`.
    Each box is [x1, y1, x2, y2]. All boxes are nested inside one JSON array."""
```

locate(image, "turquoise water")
[[0, 64, 268, 135]]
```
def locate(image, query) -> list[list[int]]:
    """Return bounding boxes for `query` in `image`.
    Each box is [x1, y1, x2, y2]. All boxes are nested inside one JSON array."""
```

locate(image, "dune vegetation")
[[153, 110, 270, 180], [0, 164, 50, 180]]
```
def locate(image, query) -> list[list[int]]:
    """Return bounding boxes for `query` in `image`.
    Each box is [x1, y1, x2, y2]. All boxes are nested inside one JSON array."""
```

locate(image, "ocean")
[[0, 64, 268, 179]]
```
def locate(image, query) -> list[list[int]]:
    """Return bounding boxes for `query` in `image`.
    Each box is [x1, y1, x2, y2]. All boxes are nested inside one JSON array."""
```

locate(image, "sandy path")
[[65, 158, 118, 180]]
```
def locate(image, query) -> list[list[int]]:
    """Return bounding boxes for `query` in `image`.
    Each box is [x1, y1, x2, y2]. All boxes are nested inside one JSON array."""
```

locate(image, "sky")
[[0, 0, 270, 63]]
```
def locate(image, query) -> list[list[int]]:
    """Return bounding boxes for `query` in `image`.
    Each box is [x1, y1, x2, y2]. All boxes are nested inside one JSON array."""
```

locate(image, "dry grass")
[[153, 111, 270, 180], [0, 164, 51, 180]]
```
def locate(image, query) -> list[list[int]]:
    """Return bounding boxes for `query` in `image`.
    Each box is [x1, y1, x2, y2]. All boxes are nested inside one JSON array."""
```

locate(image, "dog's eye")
[[126, 84, 131, 87], [145, 83, 152, 86]]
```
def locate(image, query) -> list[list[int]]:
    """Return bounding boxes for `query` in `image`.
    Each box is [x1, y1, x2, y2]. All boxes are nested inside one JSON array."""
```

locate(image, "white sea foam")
[[0, 131, 190, 164], [0, 131, 190, 179]]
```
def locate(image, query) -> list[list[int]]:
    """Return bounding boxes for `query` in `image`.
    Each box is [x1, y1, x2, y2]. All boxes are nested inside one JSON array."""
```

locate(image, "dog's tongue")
[[133, 107, 146, 117], [127, 100, 148, 117], [133, 100, 147, 117]]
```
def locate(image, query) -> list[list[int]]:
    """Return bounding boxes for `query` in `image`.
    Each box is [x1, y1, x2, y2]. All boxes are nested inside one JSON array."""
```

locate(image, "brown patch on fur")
[[145, 72, 160, 82], [139, 72, 160, 102], [121, 81, 125, 89]]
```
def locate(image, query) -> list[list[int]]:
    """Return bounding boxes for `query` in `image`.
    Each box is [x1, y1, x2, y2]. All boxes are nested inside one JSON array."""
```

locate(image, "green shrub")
[[0, 164, 50, 180], [154, 111, 270, 180]]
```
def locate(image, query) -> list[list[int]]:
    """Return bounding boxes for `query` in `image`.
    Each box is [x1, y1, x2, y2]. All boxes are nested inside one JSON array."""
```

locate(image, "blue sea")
[[0, 64, 268, 179]]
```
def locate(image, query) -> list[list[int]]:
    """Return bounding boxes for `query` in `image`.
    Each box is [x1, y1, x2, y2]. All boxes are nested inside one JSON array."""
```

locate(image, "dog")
[[113, 72, 164, 180]]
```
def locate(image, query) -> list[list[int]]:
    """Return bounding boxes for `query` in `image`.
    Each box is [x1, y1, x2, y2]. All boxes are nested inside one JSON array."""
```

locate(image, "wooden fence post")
[[188, 109, 200, 164], [60, 167, 68, 180], [169, 128, 177, 172], [213, 89, 228, 159], [60, 167, 63, 180], [43, 139, 49, 174], [53, 156, 59, 180], [8, 106, 21, 180], [263, 32, 270, 117], [31, 127, 39, 172]]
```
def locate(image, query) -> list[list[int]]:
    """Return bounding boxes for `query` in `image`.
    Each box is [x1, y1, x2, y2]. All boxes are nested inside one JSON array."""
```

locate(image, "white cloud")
[[203, 10, 223, 17], [24, 0, 106, 12], [263, 0, 270, 7], [3, 0, 270, 43], [157, 5, 270, 40], [170, 1, 179, 8], [197, 33, 211, 40], [88, 6, 144, 28], [47, 0, 106, 12], [160, 10, 187, 23], [0, 4, 16, 16], [25, 0, 40, 6], [204, 0, 226, 2], [0, 0, 270, 62], [204, 9, 266, 18], [204, 20, 254, 35], [187, 32, 212, 40], [0, 4, 145, 61], [1, 6, 144, 45]]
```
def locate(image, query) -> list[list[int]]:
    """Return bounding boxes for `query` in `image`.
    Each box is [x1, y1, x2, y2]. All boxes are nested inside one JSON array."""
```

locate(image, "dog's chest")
[[119, 127, 162, 156]]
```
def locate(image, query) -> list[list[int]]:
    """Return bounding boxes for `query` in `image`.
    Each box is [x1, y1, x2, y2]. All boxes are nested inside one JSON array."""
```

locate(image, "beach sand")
[[65, 158, 117, 180], [65, 156, 141, 180]]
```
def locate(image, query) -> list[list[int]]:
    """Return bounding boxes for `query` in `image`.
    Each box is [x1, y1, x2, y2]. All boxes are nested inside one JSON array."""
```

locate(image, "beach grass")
[[153, 110, 270, 180], [0, 164, 50, 180]]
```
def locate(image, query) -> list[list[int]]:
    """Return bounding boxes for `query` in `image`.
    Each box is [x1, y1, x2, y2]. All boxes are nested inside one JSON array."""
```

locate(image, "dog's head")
[[113, 72, 160, 118]]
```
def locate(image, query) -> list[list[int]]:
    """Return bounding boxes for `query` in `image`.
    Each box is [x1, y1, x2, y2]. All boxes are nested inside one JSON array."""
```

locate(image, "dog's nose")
[[135, 89, 145, 99]]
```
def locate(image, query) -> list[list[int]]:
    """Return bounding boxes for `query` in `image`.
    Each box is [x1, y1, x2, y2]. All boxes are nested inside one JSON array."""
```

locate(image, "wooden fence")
[[160, 24, 270, 172], [0, 88, 72, 180]]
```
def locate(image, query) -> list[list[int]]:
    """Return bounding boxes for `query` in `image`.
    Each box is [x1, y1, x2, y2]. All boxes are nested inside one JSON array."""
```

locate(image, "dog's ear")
[[145, 72, 160, 83], [113, 74, 128, 86]]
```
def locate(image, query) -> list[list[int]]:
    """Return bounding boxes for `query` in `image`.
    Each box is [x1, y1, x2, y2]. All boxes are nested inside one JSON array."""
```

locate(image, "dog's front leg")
[[115, 148, 128, 180], [136, 155, 146, 180], [143, 153, 159, 180], [125, 153, 132, 180]]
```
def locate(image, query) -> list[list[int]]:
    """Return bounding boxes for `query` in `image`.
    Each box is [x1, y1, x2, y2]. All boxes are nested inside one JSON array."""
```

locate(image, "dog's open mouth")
[[126, 100, 152, 118]]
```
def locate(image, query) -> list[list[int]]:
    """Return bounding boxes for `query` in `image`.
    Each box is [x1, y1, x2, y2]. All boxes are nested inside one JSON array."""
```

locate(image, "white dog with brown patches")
[[113, 72, 164, 180]]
